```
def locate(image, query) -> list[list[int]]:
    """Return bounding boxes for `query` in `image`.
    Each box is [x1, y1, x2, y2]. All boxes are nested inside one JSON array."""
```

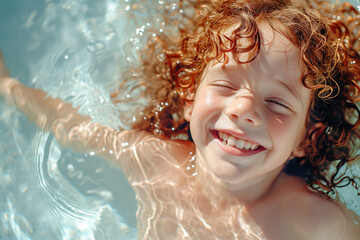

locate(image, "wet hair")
[[114, 0, 360, 198]]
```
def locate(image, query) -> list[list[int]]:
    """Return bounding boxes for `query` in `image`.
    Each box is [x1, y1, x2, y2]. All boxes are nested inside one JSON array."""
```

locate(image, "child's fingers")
[[0, 50, 10, 78]]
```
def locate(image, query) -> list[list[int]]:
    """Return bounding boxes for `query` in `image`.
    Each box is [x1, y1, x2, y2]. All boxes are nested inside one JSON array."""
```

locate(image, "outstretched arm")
[[0, 51, 127, 164], [0, 51, 181, 180], [0, 51, 90, 132]]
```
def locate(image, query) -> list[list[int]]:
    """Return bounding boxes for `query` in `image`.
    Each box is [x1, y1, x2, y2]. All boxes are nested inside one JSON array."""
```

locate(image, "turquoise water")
[[0, 0, 142, 239], [0, 0, 359, 239]]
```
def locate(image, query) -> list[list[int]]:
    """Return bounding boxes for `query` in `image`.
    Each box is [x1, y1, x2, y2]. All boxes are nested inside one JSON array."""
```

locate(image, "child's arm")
[[0, 51, 131, 165], [0, 51, 183, 180], [0, 51, 90, 131]]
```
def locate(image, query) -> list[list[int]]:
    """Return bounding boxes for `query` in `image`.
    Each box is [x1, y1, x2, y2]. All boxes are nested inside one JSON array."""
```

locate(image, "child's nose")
[[225, 95, 261, 127]]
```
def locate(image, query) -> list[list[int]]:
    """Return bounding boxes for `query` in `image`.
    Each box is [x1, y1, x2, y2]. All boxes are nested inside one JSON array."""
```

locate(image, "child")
[[1, 0, 360, 239]]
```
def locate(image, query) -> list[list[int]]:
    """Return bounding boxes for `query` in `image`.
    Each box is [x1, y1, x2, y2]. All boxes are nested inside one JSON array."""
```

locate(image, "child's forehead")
[[208, 23, 304, 73], [198, 23, 309, 98], [258, 23, 297, 52], [222, 22, 297, 52]]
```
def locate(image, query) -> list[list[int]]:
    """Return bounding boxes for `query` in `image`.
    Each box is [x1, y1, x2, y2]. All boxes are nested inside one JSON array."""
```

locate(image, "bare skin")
[[0, 49, 359, 239]]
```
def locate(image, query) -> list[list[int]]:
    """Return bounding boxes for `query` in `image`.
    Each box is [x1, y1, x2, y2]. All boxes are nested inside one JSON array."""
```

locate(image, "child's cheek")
[[266, 112, 294, 134], [204, 91, 226, 107]]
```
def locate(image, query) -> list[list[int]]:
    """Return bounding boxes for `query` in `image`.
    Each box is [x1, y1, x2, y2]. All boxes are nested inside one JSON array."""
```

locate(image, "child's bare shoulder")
[[117, 129, 194, 175], [274, 174, 357, 240], [124, 129, 194, 158]]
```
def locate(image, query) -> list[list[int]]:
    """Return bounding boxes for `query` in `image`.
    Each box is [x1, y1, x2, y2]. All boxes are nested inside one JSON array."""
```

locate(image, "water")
[[0, 0, 360, 239], [0, 0, 143, 239]]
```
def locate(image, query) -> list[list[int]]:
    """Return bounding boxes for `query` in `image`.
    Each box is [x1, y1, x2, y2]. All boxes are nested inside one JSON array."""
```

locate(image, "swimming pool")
[[0, 0, 359, 239]]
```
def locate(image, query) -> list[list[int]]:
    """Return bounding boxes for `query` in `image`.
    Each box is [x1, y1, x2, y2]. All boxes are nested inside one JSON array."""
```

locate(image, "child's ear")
[[182, 87, 195, 122], [183, 100, 193, 122], [292, 145, 306, 158]]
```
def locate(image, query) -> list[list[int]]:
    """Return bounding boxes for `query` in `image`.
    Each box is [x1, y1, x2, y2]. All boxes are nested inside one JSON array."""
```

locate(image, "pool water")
[[0, 0, 359, 239], [0, 0, 148, 239]]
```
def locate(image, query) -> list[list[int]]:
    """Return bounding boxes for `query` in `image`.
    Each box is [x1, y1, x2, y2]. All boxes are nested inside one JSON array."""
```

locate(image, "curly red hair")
[[114, 0, 360, 198]]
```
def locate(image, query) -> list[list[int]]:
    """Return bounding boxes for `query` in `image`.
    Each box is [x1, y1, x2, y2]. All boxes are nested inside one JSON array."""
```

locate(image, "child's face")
[[184, 24, 312, 189]]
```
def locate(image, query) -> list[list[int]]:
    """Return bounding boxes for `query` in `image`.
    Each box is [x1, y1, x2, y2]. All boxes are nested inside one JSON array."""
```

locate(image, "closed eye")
[[210, 84, 235, 89], [266, 99, 294, 114], [266, 100, 289, 109], [209, 81, 237, 91]]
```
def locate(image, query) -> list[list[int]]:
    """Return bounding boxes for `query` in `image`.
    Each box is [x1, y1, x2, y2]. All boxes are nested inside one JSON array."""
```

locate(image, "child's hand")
[[0, 50, 10, 80], [0, 50, 15, 102]]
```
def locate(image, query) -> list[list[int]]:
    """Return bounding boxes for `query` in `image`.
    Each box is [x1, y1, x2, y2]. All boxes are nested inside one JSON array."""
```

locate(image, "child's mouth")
[[211, 130, 265, 152]]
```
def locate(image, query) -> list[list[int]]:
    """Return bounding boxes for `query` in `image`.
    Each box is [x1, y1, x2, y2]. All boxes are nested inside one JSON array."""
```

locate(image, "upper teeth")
[[218, 132, 259, 150]]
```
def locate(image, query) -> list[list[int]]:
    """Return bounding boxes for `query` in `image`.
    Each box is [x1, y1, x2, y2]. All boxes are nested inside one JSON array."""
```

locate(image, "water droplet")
[[67, 164, 75, 173]]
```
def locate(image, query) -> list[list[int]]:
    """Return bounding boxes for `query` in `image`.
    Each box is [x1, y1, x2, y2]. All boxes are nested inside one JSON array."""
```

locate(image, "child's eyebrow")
[[277, 79, 301, 102]]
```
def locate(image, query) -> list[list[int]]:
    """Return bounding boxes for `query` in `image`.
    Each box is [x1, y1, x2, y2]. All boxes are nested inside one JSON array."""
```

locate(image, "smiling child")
[[1, 0, 360, 239]]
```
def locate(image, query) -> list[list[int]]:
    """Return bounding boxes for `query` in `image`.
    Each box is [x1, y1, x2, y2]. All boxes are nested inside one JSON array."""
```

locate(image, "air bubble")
[[67, 164, 75, 172], [154, 128, 164, 138], [170, 3, 177, 10], [157, 53, 165, 61], [87, 41, 105, 53]]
